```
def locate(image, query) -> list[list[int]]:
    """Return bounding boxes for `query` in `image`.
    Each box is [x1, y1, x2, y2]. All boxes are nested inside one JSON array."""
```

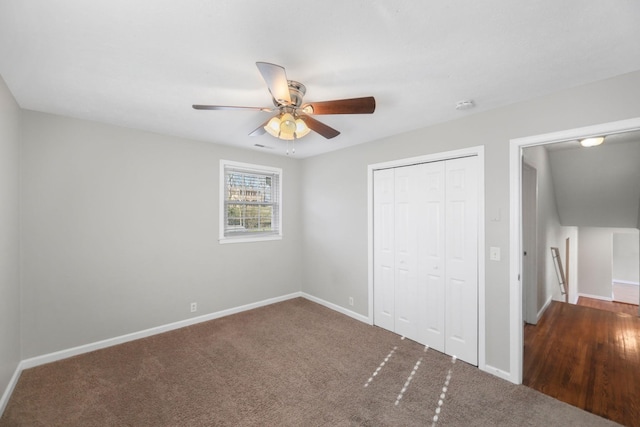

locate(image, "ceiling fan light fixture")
[[295, 118, 311, 138], [263, 113, 311, 141], [280, 113, 297, 134], [279, 130, 295, 141], [579, 136, 605, 147], [264, 116, 282, 138]]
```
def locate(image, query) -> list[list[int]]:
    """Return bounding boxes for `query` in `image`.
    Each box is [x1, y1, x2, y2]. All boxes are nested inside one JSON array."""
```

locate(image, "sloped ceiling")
[[548, 131, 640, 228], [1, 1, 640, 157]]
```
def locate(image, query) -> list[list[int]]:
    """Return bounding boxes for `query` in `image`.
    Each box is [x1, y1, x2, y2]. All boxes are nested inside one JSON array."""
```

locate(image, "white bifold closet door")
[[373, 156, 478, 365]]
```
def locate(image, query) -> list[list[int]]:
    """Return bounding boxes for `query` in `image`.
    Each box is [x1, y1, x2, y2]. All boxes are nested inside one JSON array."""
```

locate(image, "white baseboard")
[[20, 292, 302, 370], [536, 296, 553, 323], [612, 279, 639, 286], [578, 292, 613, 302], [0, 362, 23, 417], [300, 292, 369, 324], [482, 364, 516, 384]]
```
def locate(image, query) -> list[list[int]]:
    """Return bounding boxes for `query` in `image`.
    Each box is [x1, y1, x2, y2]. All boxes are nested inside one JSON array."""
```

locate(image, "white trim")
[[509, 117, 640, 385], [301, 293, 370, 324], [613, 279, 640, 286], [510, 118, 640, 147], [368, 146, 482, 171], [483, 364, 513, 382], [536, 296, 553, 323], [578, 292, 613, 302], [218, 234, 282, 244], [367, 145, 486, 371], [219, 159, 283, 244], [0, 363, 22, 417], [367, 163, 375, 325], [20, 292, 302, 370]]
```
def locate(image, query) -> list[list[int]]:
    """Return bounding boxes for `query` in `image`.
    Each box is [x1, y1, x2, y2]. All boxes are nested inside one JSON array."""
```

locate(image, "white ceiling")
[[1, 1, 640, 158]]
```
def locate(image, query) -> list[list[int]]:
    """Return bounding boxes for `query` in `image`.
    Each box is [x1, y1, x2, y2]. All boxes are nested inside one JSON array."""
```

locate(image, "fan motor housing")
[[278, 80, 305, 108]]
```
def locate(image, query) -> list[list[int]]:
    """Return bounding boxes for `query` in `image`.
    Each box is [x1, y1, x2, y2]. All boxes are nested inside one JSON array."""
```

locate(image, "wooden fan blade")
[[299, 114, 340, 139], [301, 96, 375, 115], [256, 62, 291, 106], [249, 118, 272, 136], [192, 105, 273, 112]]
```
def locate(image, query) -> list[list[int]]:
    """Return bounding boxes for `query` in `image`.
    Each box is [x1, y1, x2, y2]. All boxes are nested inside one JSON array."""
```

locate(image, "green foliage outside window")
[[226, 204, 273, 232]]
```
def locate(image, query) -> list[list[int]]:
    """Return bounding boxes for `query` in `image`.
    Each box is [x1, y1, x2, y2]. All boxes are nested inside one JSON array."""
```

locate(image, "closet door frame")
[[367, 146, 486, 370]]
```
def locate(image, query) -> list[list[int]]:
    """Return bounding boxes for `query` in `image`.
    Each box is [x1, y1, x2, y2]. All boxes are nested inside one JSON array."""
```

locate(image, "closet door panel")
[[444, 157, 478, 365], [420, 162, 446, 351], [393, 166, 423, 342], [373, 169, 395, 330]]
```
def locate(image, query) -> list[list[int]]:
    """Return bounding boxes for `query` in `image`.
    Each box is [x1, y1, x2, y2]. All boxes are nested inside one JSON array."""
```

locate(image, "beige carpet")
[[1, 298, 620, 426]]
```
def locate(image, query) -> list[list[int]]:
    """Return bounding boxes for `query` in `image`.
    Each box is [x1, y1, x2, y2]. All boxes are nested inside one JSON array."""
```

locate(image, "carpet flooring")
[[1, 298, 620, 426]]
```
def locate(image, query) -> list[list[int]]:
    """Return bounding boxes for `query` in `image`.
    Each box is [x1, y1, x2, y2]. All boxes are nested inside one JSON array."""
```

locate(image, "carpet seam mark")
[[431, 355, 457, 426], [364, 346, 397, 388]]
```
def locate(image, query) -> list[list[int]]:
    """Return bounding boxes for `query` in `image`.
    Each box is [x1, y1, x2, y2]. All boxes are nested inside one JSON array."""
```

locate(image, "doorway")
[[512, 118, 640, 425], [509, 116, 640, 383]]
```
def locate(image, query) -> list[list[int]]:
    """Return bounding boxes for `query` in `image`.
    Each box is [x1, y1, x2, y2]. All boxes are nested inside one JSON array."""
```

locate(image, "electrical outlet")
[[190, 302, 197, 313], [349, 297, 354, 306]]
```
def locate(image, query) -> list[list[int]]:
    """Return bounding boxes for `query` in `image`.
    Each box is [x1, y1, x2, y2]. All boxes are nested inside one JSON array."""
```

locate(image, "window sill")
[[219, 235, 283, 244]]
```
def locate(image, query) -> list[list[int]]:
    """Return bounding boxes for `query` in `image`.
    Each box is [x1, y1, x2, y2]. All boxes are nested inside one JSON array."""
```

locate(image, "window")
[[220, 160, 282, 243]]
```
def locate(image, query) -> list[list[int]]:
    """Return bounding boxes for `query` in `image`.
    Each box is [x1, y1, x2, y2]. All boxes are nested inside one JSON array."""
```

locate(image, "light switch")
[[490, 246, 501, 261]]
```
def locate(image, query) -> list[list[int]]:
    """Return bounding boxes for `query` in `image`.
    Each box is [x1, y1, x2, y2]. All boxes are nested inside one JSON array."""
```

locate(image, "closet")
[[373, 156, 478, 365]]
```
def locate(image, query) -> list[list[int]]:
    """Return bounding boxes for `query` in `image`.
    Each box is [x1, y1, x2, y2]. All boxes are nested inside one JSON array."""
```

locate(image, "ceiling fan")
[[192, 62, 375, 141]]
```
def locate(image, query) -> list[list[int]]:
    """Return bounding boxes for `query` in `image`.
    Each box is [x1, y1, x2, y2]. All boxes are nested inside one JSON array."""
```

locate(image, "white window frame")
[[219, 160, 283, 244]]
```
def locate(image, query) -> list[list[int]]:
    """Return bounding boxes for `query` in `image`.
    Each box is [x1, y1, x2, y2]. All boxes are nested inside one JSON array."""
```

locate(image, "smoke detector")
[[455, 100, 475, 110]]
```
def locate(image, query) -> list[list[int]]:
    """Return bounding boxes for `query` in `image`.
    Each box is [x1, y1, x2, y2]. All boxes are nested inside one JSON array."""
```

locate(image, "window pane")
[[221, 160, 281, 242], [227, 173, 274, 203], [226, 203, 274, 232]]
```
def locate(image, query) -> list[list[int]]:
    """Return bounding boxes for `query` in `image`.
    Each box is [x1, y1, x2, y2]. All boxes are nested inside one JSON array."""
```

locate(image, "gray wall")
[[549, 138, 640, 228], [12, 70, 640, 376], [300, 70, 640, 373], [20, 111, 303, 358], [579, 228, 638, 299], [522, 146, 577, 311], [0, 76, 21, 397], [612, 231, 640, 284], [577, 227, 630, 298]]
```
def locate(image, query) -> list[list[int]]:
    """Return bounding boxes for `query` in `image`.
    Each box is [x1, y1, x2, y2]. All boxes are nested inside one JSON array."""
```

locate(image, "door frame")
[[509, 117, 640, 384], [367, 145, 486, 370]]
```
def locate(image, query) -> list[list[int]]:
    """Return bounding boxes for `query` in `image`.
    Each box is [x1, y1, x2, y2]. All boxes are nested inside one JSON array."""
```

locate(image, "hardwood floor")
[[577, 296, 639, 317], [524, 300, 640, 426]]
